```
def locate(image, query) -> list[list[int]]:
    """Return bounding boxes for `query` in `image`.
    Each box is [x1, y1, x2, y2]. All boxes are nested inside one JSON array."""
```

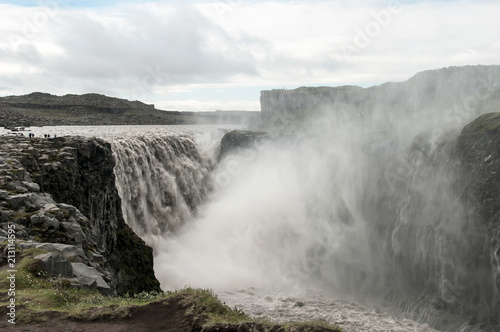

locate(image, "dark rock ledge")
[[0, 135, 160, 296]]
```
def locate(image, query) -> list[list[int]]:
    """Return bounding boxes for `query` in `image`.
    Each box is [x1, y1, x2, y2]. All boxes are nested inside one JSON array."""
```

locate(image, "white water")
[[0, 124, 241, 140], [218, 288, 439, 332]]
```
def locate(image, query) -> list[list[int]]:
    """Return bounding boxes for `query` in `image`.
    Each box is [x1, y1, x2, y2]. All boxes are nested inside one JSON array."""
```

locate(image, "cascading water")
[[109, 69, 500, 331], [112, 133, 217, 243]]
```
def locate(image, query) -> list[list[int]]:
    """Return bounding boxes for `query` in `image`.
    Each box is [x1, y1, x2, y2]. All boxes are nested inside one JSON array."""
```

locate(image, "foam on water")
[[218, 288, 439, 332]]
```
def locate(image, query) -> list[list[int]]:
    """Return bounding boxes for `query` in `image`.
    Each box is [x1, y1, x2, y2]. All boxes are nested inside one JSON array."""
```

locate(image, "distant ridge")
[[0, 92, 156, 112], [0, 92, 259, 127]]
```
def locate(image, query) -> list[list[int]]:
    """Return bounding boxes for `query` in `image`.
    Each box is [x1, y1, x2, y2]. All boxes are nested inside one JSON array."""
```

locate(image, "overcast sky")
[[0, 0, 498, 111]]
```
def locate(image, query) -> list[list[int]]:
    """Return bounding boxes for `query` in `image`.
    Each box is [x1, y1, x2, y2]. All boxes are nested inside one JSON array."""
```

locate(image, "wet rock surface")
[[0, 135, 160, 295], [456, 112, 500, 322], [217, 130, 269, 161]]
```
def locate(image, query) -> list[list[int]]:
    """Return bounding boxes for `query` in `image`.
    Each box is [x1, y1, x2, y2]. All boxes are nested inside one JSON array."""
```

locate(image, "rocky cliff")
[[0, 136, 160, 295], [260, 65, 500, 132], [217, 130, 269, 161], [456, 112, 500, 317]]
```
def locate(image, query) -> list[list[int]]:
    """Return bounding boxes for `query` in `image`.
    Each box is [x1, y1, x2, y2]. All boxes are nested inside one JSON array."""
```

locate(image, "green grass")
[[0, 249, 342, 330], [177, 287, 250, 324], [0, 247, 49, 291]]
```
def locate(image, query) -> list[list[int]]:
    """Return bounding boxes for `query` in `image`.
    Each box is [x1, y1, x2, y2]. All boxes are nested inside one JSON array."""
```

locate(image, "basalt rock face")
[[457, 113, 500, 220], [456, 112, 500, 319], [217, 130, 270, 161], [0, 136, 160, 296]]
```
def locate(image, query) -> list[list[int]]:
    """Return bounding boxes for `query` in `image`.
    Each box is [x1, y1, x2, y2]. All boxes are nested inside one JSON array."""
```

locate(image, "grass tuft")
[[178, 287, 250, 323]]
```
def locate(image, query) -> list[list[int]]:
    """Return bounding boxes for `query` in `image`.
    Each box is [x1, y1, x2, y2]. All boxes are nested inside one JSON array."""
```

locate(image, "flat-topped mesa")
[[260, 65, 500, 132], [0, 92, 156, 113], [0, 92, 260, 127]]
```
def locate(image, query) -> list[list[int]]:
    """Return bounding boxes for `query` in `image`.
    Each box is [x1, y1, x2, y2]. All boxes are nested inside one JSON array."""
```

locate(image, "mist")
[[152, 78, 483, 298]]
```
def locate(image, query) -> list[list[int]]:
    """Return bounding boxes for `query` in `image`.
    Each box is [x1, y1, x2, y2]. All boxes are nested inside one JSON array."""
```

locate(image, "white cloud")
[[0, 0, 499, 110]]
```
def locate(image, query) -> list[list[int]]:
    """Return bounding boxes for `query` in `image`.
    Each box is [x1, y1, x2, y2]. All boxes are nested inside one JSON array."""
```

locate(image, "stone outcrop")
[[0, 136, 161, 295], [217, 130, 269, 161]]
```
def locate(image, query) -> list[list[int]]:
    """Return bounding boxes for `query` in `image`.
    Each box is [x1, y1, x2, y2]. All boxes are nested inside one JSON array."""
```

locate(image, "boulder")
[[29, 212, 44, 226], [7, 193, 33, 209], [0, 189, 8, 199], [71, 262, 111, 295], [43, 203, 59, 212], [34, 252, 73, 278], [15, 229, 28, 239], [0, 210, 9, 223], [56, 203, 78, 217], [60, 222, 84, 244], [19, 242, 87, 263], [6, 180, 28, 193], [65, 276, 98, 290], [21, 181, 40, 192], [30, 193, 57, 210], [42, 215, 59, 230], [29, 212, 59, 229]]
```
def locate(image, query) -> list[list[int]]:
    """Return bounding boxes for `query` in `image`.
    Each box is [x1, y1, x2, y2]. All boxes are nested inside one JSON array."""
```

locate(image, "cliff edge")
[[0, 136, 160, 296]]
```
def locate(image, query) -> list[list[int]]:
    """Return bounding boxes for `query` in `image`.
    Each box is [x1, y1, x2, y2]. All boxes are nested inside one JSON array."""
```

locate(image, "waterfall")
[[112, 133, 217, 244]]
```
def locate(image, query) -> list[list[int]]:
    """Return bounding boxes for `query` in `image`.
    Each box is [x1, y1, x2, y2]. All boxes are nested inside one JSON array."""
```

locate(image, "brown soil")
[[0, 296, 199, 332]]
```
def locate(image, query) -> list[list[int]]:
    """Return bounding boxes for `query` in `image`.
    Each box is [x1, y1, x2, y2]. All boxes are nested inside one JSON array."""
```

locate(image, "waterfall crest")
[[112, 134, 215, 242]]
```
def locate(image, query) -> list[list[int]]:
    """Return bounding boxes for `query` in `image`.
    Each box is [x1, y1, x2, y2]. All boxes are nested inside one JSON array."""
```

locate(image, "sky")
[[0, 0, 498, 112]]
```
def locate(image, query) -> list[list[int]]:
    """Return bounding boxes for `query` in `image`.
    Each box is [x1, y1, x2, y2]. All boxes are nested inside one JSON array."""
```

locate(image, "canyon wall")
[[260, 65, 500, 132]]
